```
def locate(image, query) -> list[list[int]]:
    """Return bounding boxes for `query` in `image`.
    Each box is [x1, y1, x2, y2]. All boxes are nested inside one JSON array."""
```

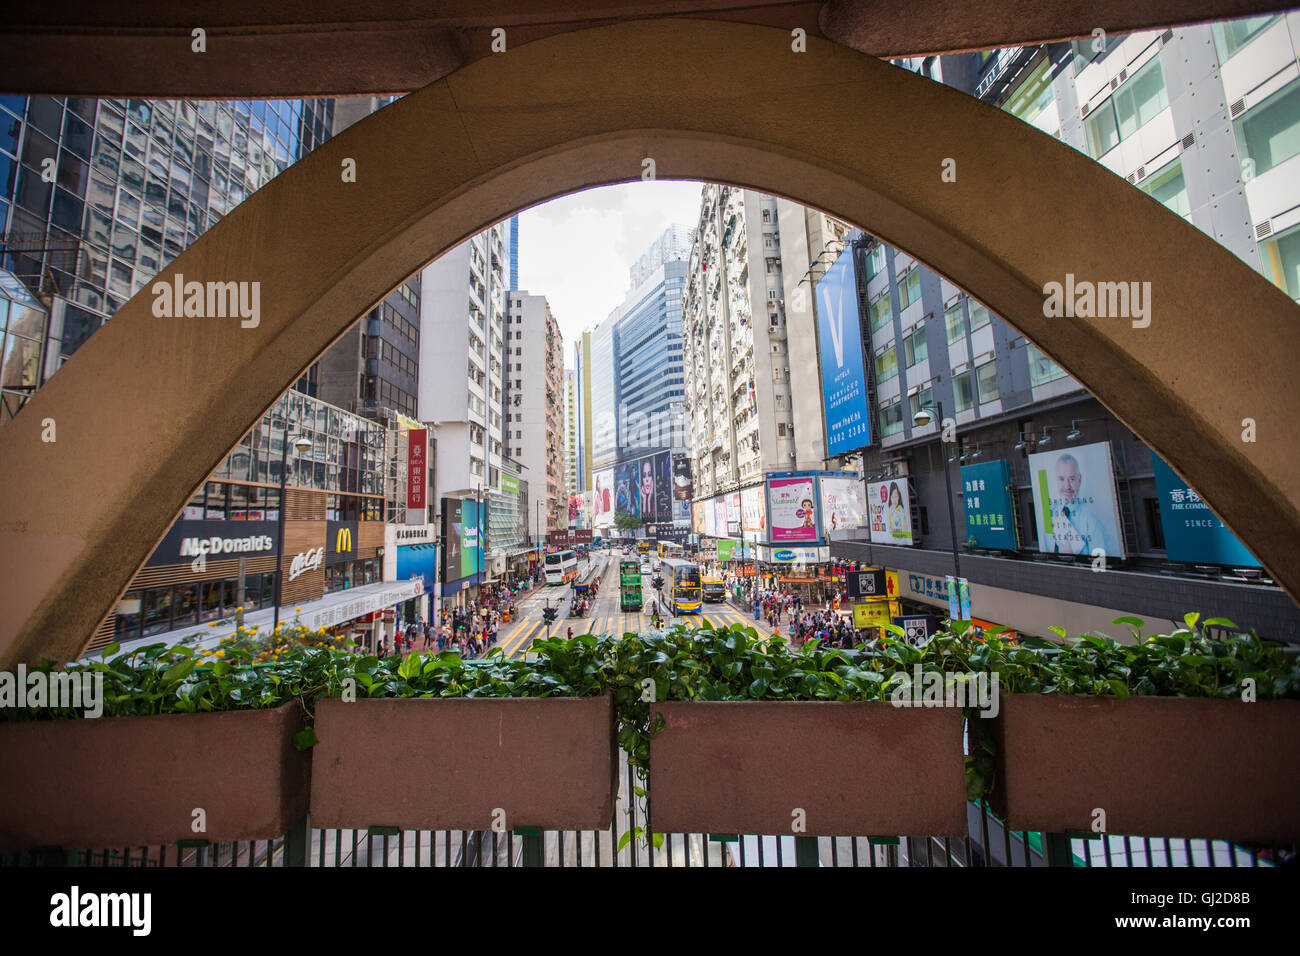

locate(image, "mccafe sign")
[[289, 547, 324, 581]]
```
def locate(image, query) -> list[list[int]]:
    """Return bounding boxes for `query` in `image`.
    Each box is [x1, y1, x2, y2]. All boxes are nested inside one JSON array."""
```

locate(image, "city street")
[[493, 553, 780, 659]]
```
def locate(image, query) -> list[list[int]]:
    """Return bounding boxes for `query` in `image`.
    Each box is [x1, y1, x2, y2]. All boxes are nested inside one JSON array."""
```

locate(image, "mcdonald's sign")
[[326, 521, 359, 565]]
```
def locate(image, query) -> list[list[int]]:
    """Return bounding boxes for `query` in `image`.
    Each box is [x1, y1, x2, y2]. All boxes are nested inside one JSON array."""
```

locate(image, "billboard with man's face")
[[1028, 441, 1125, 559]]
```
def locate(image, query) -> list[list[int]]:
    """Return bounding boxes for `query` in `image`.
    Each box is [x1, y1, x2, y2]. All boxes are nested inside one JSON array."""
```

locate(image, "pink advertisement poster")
[[768, 477, 819, 542]]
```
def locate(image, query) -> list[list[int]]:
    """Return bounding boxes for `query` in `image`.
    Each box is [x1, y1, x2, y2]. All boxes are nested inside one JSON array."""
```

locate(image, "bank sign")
[[1152, 456, 1259, 567], [816, 247, 872, 457]]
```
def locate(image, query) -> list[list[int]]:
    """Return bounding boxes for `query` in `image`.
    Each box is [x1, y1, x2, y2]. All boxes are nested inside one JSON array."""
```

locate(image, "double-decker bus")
[[658, 540, 683, 560], [544, 548, 578, 586], [637, 540, 651, 556], [619, 559, 643, 611], [661, 557, 702, 614]]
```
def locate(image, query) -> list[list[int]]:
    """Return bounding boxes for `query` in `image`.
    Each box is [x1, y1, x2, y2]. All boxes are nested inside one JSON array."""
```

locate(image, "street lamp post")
[[272, 424, 313, 634], [912, 399, 961, 580]]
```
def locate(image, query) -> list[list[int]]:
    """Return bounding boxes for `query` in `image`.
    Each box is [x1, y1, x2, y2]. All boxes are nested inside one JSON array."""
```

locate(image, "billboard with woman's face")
[[867, 479, 913, 545], [593, 468, 615, 528], [615, 461, 639, 518]]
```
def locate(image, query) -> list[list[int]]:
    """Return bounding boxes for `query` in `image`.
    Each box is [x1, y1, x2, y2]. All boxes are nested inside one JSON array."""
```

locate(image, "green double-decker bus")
[[619, 559, 643, 611]]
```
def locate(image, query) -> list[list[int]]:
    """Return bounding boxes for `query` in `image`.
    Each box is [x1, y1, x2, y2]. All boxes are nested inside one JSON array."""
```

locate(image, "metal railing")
[[5, 748, 1293, 868]]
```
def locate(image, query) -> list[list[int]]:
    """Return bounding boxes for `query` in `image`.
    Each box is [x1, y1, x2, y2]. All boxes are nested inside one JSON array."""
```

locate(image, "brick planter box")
[[0, 702, 310, 852], [309, 695, 616, 831], [989, 695, 1300, 841], [648, 701, 967, 837]]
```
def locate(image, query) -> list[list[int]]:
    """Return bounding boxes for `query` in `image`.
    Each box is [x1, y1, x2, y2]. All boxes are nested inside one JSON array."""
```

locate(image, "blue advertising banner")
[[1152, 456, 1259, 567], [816, 248, 871, 456], [960, 459, 1018, 550], [396, 543, 439, 587]]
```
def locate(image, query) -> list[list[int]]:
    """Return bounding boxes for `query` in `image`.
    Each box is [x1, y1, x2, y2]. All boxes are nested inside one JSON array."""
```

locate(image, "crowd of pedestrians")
[[372, 582, 521, 659]]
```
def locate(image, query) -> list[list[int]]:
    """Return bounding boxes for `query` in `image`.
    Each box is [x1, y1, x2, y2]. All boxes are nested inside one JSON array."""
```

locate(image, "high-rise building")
[[574, 331, 592, 491], [588, 311, 618, 472], [315, 97, 422, 424], [683, 184, 850, 500], [564, 368, 579, 498], [822, 15, 1300, 639], [0, 95, 334, 420], [506, 291, 566, 530], [613, 225, 689, 461]]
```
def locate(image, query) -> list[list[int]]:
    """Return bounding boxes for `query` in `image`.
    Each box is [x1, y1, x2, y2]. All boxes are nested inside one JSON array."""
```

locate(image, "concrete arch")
[[1, 18, 1297, 667]]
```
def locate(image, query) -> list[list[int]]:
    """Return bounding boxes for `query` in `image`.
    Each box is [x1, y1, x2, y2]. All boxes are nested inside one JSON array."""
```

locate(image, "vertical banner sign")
[[945, 576, 971, 621], [407, 428, 427, 510], [815, 247, 872, 456]]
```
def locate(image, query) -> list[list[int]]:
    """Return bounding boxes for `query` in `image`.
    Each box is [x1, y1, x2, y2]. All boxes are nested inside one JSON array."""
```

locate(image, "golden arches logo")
[[336, 527, 352, 553]]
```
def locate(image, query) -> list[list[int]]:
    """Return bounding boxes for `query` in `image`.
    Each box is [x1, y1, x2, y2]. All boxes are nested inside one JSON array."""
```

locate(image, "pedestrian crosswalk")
[[578, 606, 762, 636]]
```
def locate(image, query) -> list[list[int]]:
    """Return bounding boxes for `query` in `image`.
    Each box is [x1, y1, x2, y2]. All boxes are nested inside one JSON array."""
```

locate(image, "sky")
[[515, 180, 705, 359]]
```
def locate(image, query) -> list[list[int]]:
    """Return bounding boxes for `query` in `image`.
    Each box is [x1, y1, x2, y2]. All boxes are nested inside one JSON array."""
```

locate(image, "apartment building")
[[506, 291, 566, 531], [683, 184, 850, 500]]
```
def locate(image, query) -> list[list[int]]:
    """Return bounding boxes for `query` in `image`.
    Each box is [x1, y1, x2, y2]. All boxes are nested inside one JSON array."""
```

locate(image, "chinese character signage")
[[767, 476, 820, 543], [1028, 441, 1125, 558], [1152, 456, 1259, 567], [867, 479, 914, 545], [407, 428, 426, 510], [815, 247, 872, 456], [960, 459, 1018, 550]]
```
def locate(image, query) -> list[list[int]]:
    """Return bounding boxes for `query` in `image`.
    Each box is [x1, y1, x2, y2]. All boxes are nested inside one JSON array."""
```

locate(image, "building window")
[[1085, 56, 1168, 158], [1261, 224, 1300, 302], [1212, 14, 1279, 62], [953, 369, 975, 413], [1004, 57, 1056, 123], [897, 268, 921, 310], [1139, 158, 1190, 217], [874, 346, 898, 382], [1027, 342, 1068, 387], [968, 301, 992, 331], [944, 303, 965, 344], [869, 292, 893, 333], [1233, 79, 1300, 179], [864, 244, 886, 279], [879, 401, 904, 437], [908, 386, 934, 422], [903, 328, 928, 367], [975, 360, 998, 404]]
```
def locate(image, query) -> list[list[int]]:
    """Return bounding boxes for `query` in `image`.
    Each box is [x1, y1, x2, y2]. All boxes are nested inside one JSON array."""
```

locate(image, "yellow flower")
[[214, 650, 225, 658], [295, 607, 302, 613]]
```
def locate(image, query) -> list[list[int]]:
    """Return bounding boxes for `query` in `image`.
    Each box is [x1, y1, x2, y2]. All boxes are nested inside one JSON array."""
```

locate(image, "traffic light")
[[542, 606, 557, 624]]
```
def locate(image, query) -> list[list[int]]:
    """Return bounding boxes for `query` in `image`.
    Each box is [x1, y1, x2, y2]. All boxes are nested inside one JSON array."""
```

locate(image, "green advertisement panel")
[[960, 459, 1018, 550]]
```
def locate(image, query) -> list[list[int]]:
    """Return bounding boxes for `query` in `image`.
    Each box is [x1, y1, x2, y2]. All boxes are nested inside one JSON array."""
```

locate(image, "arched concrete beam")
[[0, 18, 1296, 667], [3, 0, 1292, 97]]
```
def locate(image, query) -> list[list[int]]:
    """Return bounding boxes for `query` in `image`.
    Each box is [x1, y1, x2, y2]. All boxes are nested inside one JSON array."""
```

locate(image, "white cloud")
[[516, 181, 705, 357]]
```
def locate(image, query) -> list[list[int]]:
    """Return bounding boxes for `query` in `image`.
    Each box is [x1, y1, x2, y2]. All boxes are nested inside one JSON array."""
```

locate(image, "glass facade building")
[[0, 95, 334, 416]]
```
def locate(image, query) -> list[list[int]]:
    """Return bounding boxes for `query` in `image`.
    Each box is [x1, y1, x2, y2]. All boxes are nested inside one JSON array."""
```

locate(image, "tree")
[[614, 513, 645, 532]]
